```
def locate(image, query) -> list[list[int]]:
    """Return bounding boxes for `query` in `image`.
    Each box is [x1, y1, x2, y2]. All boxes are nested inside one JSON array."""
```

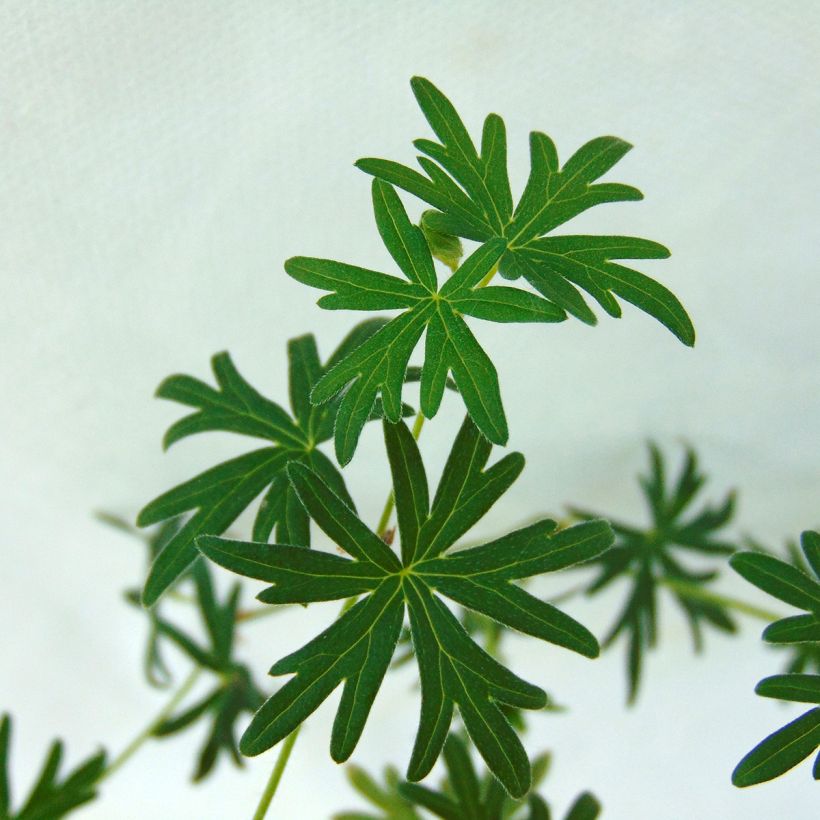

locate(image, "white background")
[[1, 2, 818, 818]]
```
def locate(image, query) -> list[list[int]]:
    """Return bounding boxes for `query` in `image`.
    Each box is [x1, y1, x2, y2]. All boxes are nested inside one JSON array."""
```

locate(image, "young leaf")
[[357, 77, 694, 345], [197, 416, 612, 796], [289, 179, 566, 463], [139, 322, 391, 605], [571, 443, 737, 703], [0, 715, 106, 819]]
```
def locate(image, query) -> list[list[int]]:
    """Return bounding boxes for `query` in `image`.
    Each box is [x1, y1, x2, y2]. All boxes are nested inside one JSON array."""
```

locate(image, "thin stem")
[[659, 577, 783, 622], [375, 409, 426, 537], [476, 262, 499, 290], [251, 726, 302, 820], [100, 666, 201, 782]]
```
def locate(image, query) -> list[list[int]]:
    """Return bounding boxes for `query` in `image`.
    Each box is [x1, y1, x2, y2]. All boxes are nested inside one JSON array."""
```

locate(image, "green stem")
[[375, 409, 426, 537], [659, 577, 783, 622], [476, 262, 499, 290], [100, 666, 201, 782], [251, 726, 302, 820]]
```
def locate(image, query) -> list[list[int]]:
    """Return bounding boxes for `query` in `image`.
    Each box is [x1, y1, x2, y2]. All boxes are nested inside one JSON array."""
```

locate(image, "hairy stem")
[[100, 665, 202, 782], [251, 726, 302, 820], [659, 577, 783, 622]]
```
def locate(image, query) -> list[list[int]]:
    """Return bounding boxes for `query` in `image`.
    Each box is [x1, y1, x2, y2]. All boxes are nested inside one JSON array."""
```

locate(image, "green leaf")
[[732, 707, 820, 787], [564, 792, 602, 820], [292, 179, 567, 463], [357, 77, 692, 344], [0, 714, 106, 820], [386, 731, 600, 820], [99, 513, 183, 687], [420, 211, 464, 271], [755, 674, 820, 704], [519, 237, 693, 345], [573, 443, 737, 703], [196, 417, 610, 796], [139, 322, 386, 604], [147, 564, 264, 781], [334, 765, 422, 820], [730, 552, 820, 615], [763, 614, 820, 645], [801, 530, 820, 578]]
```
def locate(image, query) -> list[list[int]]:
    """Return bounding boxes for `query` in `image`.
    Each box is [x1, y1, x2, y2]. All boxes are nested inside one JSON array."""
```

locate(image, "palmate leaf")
[[334, 764, 422, 820], [0, 715, 106, 820], [356, 76, 694, 346], [139, 321, 399, 605], [570, 443, 737, 703], [731, 530, 820, 786], [287, 179, 566, 464], [339, 734, 600, 820], [197, 416, 613, 796], [148, 562, 264, 782]]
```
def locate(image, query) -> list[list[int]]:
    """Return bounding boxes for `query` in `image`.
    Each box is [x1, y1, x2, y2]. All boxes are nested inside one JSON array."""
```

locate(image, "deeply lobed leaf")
[[339, 733, 601, 820], [0, 715, 106, 820], [356, 76, 694, 346], [197, 417, 612, 796], [139, 322, 391, 605], [572, 443, 737, 703], [289, 180, 566, 462]]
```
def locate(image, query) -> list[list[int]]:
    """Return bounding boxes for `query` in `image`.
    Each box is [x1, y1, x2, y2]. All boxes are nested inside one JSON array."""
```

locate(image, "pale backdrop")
[[1, 2, 818, 818]]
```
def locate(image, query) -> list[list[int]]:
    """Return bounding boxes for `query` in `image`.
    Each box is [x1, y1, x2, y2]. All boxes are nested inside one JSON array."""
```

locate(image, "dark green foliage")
[[571, 444, 737, 703], [731, 531, 820, 787], [357, 76, 693, 346], [338, 734, 601, 820], [0, 715, 106, 820], [139, 322, 397, 605], [743, 535, 820, 675], [148, 563, 264, 782], [287, 181, 566, 464], [197, 416, 613, 796]]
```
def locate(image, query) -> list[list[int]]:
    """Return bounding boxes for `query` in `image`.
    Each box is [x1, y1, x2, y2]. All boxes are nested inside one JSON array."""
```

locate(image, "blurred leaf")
[[338, 733, 600, 819], [421, 210, 464, 271], [148, 563, 264, 782], [571, 443, 737, 703], [98, 512, 186, 688], [0, 714, 106, 819]]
